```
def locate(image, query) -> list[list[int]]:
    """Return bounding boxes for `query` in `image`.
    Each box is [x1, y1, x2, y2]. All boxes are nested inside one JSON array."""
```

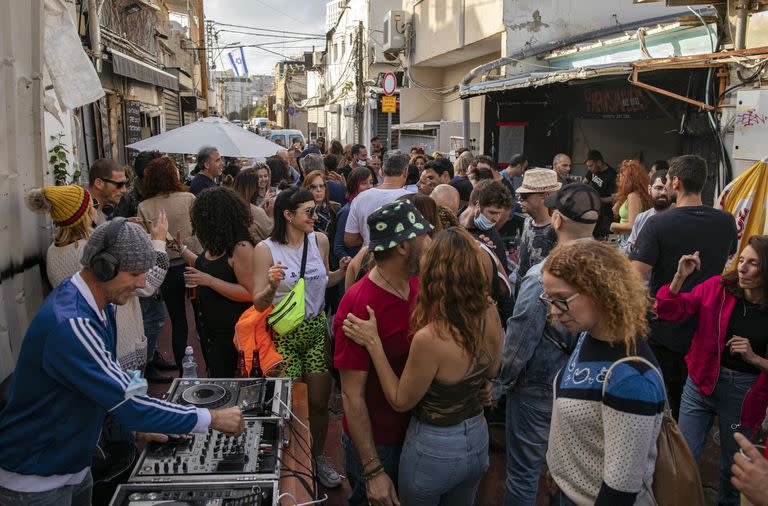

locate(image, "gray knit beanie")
[[81, 220, 156, 272]]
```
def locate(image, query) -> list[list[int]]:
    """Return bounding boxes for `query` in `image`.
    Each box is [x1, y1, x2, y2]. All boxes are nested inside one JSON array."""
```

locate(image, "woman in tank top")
[[252, 186, 351, 488], [343, 227, 502, 505], [178, 187, 255, 378]]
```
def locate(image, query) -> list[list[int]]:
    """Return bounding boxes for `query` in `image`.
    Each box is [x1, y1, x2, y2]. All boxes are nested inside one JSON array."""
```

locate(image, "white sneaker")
[[314, 454, 342, 488]]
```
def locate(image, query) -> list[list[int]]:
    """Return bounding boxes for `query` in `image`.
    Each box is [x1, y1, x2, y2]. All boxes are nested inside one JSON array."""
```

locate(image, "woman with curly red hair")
[[543, 241, 665, 506], [610, 159, 652, 248]]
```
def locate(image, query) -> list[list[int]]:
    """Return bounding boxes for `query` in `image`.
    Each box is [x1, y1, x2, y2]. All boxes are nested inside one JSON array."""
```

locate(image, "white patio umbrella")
[[126, 116, 284, 159]]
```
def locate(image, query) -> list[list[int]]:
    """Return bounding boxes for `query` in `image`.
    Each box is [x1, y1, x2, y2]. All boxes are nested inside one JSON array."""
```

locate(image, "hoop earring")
[[289, 219, 293, 225]]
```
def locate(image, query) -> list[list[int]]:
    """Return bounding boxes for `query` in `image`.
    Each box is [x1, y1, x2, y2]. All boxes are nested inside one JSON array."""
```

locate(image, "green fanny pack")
[[267, 233, 308, 336]]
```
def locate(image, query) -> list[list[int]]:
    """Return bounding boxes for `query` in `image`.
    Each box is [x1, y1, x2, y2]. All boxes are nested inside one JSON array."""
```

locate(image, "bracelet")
[[179, 245, 188, 256], [361, 456, 379, 471], [363, 464, 384, 481]]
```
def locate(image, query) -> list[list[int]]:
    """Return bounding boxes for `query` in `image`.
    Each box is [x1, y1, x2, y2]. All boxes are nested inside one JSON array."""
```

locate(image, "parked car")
[[269, 129, 305, 148]]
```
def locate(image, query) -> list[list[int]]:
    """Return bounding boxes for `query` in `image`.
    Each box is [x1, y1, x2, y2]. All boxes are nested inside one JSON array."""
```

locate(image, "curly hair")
[[143, 156, 186, 198], [191, 187, 254, 257], [614, 159, 652, 210], [543, 241, 650, 354], [469, 179, 514, 209], [411, 227, 491, 361]]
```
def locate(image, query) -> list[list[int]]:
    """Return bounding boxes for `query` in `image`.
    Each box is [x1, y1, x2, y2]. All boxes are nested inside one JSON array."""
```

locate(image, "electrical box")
[[383, 10, 407, 54], [311, 51, 325, 68]]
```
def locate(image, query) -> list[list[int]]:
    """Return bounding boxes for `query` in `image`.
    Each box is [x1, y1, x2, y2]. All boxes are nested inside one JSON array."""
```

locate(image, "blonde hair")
[[54, 210, 93, 246], [543, 241, 650, 354], [454, 151, 473, 177]]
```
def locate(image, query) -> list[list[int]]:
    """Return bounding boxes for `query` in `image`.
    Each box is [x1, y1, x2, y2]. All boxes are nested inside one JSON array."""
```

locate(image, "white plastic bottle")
[[181, 346, 197, 378]]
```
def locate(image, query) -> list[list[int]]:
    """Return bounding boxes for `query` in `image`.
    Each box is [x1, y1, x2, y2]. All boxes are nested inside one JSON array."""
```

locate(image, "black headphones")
[[89, 217, 127, 282]]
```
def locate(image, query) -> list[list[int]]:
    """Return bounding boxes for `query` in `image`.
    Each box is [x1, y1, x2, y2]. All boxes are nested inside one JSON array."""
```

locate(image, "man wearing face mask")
[[500, 183, 600, 506], [458, 179, 514, 266]]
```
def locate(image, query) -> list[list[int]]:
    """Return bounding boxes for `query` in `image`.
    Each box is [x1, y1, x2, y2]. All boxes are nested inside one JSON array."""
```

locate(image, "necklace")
[[375, 268, 408, 300]]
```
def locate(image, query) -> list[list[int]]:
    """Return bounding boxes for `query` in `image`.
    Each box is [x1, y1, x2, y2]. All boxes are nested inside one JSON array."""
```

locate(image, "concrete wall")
[[502, 0, 690, 76], [0, 0, 49, 381], [409, 0, 504, 65]]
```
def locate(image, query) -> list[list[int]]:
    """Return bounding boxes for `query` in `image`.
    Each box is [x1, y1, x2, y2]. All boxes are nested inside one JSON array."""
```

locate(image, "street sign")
[[382, 72, 397, 96], [287, 106, 296, 117], [381, 96, 397, 113]]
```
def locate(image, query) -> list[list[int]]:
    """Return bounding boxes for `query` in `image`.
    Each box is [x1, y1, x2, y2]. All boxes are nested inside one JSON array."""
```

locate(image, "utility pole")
[[355, 21, 365, 144], [197, 0, 209, 116]]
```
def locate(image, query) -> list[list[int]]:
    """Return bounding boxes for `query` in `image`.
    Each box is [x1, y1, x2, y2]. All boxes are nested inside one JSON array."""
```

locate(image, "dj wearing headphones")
[[0, 220, 244, 506]]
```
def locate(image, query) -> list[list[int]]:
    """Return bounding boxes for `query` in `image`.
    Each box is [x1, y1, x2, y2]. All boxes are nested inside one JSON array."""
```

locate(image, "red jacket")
[[655, 275, 768, 430]]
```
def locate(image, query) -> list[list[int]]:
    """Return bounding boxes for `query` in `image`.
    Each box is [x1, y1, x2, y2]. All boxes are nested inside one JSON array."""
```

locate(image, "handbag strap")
[[299, 233, 309, 279], [601, 355, 670, 413]]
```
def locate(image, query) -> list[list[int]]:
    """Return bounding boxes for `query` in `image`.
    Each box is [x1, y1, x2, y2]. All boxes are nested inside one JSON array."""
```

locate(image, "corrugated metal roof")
[[460, 63, 633, 97]]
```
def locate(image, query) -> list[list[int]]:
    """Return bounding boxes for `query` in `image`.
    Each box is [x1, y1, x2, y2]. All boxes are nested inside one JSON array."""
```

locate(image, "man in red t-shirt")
[[333, 200, 433, 506]]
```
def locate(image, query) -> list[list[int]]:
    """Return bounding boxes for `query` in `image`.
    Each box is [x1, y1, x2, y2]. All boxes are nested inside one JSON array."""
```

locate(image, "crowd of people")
[[0, 135, 767, 506]]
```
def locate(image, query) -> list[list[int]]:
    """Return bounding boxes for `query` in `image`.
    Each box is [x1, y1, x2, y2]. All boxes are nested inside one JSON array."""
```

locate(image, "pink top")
[[655, 275, 768, 431]]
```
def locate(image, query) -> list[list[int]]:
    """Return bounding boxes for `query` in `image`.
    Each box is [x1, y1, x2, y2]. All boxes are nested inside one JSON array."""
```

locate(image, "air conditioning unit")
[[383, 10, 407, 54], [312, 51, 325, 68]]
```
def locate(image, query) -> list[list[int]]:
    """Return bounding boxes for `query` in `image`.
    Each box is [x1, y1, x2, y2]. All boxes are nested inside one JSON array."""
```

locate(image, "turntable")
[[110, 481, 277, 506], [165, 378, 292, 418]]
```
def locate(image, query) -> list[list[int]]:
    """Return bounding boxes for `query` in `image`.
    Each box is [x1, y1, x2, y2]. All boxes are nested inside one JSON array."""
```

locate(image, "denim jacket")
[[500, 260, 576, 396]]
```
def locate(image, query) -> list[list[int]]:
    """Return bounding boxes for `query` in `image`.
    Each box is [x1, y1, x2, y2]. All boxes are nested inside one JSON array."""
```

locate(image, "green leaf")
[[57, 151, 67, 160]]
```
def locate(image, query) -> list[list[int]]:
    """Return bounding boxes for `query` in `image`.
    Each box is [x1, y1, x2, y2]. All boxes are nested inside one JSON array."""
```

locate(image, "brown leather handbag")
[[604, 356, 705, 506]]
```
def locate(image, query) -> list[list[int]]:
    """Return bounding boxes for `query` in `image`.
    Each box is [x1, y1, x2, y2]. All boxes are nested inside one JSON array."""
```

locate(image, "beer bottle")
[[234, 350, 247, 378], [249, 350, 263, 378]]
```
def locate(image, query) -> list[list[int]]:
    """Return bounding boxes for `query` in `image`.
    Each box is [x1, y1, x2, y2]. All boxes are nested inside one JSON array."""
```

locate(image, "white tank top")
[[264, 232, 328, 319]]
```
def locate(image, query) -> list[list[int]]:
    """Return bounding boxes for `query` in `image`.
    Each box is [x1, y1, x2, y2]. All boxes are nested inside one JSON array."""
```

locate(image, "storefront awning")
[[460, 63, 632, 98], [109, 48, 179, 91]]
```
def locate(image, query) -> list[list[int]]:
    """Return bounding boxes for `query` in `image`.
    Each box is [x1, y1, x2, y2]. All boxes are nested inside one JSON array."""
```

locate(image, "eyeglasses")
[[539, 292, 580, 312], [100, 178, 127, 189], [517, 193, 543, 201], [308, 183, 326, 191], [297, 206, 319, 216]]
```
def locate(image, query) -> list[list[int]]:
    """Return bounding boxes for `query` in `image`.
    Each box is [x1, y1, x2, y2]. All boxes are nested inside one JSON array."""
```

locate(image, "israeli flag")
[[228, 47, 248, 77]]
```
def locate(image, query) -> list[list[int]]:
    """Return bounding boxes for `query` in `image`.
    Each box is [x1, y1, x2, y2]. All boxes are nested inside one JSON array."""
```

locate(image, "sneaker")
[[151, 351, 178, 371], [314, 454, 342, 488]]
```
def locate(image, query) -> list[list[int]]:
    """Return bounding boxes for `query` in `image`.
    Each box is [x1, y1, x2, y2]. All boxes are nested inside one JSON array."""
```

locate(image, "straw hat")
[[515, 168, 562, 194]]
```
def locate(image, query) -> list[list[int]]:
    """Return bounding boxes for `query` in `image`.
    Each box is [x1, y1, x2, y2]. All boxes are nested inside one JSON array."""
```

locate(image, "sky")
[[204, 0, 328, 76]]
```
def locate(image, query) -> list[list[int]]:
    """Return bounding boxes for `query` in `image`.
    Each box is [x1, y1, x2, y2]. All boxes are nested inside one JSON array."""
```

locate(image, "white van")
[[269, 129, 305, 148]]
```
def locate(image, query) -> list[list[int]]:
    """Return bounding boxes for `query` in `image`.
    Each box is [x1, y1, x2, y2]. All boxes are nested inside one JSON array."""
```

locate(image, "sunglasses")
[[297, 206, 319, 217], [308, 183, 326, 191], [539, 292, 580, 312], [100, 178, 127, 189]]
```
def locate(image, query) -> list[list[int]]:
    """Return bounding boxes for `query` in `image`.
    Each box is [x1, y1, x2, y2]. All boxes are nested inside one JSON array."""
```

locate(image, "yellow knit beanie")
[[26, 185, 92, 228]]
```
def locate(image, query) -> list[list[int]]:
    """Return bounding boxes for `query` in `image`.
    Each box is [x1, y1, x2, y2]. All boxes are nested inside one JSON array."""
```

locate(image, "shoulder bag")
[[266, 233, 309, 336], [602, 355, 705, 506]]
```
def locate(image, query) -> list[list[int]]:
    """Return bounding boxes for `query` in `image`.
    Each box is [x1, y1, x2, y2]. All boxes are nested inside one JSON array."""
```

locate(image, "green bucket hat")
[[367, 200, 434, 252]]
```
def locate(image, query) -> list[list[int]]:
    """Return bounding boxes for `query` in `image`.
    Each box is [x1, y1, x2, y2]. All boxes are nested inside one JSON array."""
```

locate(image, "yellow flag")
[[715, 160, 768, 271]]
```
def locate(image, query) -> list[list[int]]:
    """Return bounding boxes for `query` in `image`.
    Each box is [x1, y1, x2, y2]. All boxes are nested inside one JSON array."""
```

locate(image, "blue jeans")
[[342, 432, 401, 506], [0, 470, 92, 506], [678, 369, 758, 506], [398, 414, 489, 506], [504, 390, 553, 506], [140, 295, 166, 361]]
